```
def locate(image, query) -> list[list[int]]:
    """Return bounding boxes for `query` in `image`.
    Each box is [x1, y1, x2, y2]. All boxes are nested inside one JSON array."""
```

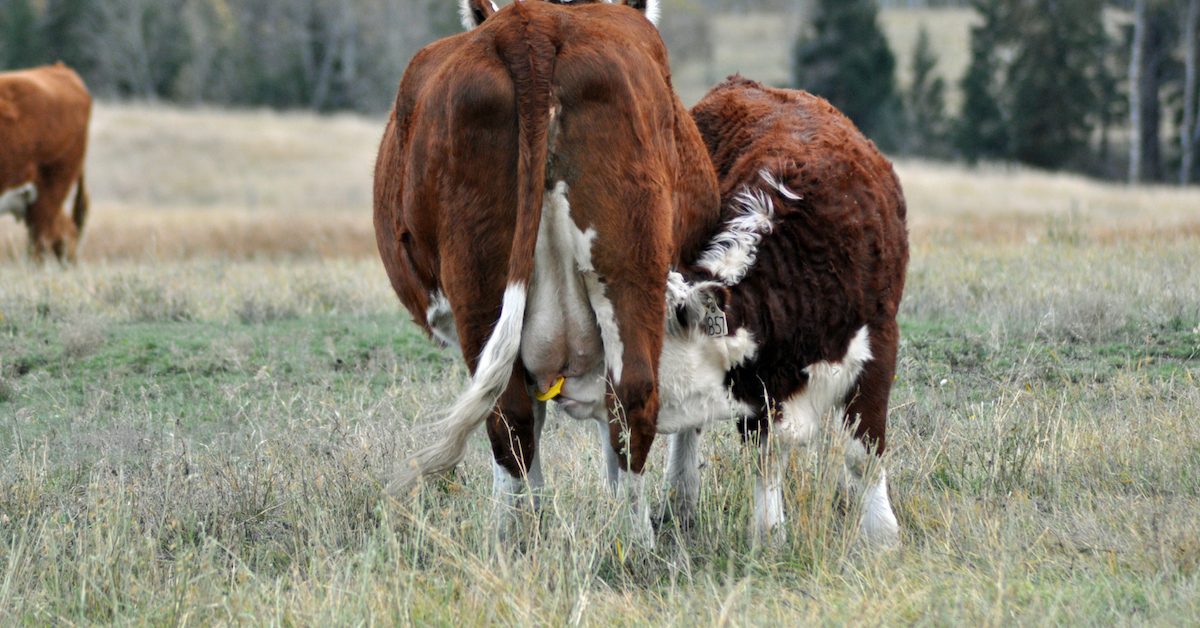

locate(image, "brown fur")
[[688, 76, 909, 453], [374, 1, 720, 481], [0, 63, 91, 263]]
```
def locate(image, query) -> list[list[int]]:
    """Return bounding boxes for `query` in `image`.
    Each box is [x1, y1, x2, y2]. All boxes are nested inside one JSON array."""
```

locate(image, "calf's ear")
[[666, 272, 729, 332], [618, 0, 660, 25], [460, 0, 497, 30]]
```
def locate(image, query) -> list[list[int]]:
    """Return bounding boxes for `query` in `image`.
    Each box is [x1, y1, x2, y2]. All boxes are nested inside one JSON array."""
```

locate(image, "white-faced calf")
[[657, 76, 909, 547]]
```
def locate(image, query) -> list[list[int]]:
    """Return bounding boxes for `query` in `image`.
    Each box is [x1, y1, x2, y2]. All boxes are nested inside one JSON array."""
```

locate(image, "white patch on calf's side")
[[695, 185, 775, 285], [776, 326, 873, 444], [426, 290, 460, 351]]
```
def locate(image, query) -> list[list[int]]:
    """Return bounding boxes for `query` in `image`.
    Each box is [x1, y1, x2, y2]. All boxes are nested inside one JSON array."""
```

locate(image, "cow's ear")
[[618, 0, 660, 25], [460, 0, 497, 30]]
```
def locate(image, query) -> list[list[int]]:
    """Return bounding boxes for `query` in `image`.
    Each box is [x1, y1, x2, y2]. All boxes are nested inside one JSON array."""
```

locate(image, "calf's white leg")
[[843, 438, 900, 549], [663, 428, 701, 525]]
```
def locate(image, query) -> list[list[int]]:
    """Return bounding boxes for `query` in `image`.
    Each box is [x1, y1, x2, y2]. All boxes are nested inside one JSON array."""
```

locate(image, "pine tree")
[[955, 0, 1009, 164], [793, 0, 898, 145], [1007, 0, 1106, 170], [42, 0, 92, 70], [1, 0, 44, 70], [955, 0, 1108, 171], [906, 26, 948, 157]]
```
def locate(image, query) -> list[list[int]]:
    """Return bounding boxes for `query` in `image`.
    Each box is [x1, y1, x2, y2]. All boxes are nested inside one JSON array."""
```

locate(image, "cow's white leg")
[[491, 398, 548, 538], [663, 428, 701, 525], [844, 438, 900, 549], [524, 397, 547, 509], [595, 418, 620, 490], [618, 468, 655, 549], [492, 458, 524, 530]]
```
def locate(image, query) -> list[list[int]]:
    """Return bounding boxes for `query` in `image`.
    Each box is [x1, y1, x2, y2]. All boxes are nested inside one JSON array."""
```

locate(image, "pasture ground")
[[1, 104, 1199, 625]]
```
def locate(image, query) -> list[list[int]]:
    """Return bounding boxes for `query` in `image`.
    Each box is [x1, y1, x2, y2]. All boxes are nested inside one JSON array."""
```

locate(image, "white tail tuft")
[[390, 283, 527, 494]]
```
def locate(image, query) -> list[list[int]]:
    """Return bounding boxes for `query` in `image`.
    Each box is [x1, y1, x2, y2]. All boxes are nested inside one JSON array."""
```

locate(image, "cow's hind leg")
[[487, 366, 546, 538], [602, 298, 663, 549], [29, 161, 83, 263], [842, 321, 901, 549]]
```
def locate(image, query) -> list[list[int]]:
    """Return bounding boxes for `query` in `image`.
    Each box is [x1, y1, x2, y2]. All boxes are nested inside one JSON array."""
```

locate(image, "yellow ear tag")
[[535, 376, 565, 401]]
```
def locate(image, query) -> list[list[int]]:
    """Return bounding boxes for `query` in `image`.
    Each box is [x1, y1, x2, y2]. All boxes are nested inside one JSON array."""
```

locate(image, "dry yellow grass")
[[5, 102, 1198, 264], [897, 159, 1200, 243], [1, 102, 381, 261]]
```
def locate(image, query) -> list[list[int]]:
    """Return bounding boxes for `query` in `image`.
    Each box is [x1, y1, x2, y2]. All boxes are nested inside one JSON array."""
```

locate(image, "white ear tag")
[[702, 298, 728, 337]]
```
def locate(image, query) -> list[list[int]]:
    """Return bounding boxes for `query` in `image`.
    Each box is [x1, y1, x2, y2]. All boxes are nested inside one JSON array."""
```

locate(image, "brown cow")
[[656, 76, 909, 547], [374, 0, 718, 544], [0, 63, 91, 263]]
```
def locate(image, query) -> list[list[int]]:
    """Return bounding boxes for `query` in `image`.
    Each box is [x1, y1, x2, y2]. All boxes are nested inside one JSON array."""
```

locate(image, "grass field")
[[1, 103, 1199, 625]]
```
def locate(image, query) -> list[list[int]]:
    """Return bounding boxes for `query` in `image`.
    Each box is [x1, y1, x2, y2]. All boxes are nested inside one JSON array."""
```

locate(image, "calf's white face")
[[657, 274, 759, 432]]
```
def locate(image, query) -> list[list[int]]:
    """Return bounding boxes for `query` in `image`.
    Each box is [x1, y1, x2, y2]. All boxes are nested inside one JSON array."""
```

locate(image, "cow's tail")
[[389, 3, 556, 495], [71, 171, 89, 234]]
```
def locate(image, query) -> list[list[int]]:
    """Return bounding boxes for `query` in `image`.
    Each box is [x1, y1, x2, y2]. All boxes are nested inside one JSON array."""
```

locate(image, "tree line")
[[3, 0, 1197, 183], [0, 0, 458, 111], [795, 0, 1200, 184]]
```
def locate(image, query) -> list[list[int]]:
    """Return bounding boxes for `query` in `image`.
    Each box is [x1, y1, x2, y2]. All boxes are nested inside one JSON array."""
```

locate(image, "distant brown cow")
[[0, 63, 91, 263]]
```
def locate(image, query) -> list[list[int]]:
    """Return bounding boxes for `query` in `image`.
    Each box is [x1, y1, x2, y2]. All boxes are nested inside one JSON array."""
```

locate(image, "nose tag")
[[535, 376, 565, 401]]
